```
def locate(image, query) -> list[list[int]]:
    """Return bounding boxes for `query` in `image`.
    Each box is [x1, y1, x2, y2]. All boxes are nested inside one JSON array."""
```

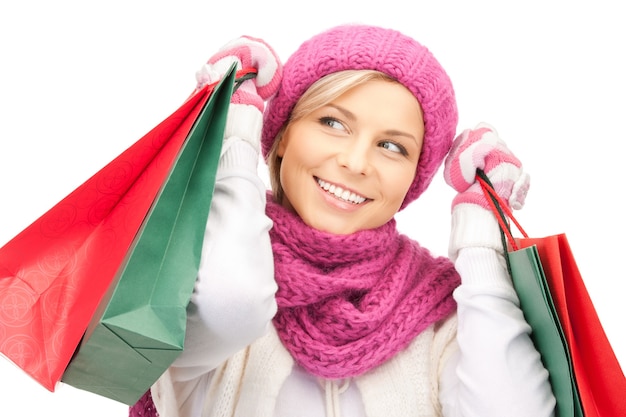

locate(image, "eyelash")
[[318, 115, 409, 157], [379, 141, 408, 156], [319, 116, 344, 130]]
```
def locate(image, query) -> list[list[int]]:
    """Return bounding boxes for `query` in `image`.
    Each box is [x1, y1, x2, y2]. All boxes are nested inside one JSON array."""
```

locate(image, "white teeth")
[[316, 178, 367, 204]]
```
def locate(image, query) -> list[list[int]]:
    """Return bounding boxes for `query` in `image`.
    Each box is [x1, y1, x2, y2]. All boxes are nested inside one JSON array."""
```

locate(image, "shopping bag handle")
[[476, 169, 529, 251], [188, 65, 258, 110], [199, 67, 258, 93], [233, 67, 258, 90]]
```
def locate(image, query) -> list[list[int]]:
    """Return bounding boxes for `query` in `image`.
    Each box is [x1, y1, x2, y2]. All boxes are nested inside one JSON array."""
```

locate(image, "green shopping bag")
[[507, 248, 583, 417], [477, 170, 583, 417], [61, 65, 238, 405]]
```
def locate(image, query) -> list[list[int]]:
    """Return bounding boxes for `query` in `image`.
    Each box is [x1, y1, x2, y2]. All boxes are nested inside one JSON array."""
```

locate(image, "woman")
[[131, 24, 555, 417]]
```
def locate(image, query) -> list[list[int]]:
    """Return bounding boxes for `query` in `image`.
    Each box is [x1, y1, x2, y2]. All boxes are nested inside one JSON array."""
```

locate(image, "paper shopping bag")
[[477, 170, 626, 417], [0, 76, 217, 391], [61, 66, 237, 405], [516, 235, 626, 417], [506, 246, 584, 417]]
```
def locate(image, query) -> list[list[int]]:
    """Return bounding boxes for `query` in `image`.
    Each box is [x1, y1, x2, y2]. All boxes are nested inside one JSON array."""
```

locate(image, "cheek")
[[384, 163, 417, 203], [278, 142, 312, 191], [280, 133, 321, 173]]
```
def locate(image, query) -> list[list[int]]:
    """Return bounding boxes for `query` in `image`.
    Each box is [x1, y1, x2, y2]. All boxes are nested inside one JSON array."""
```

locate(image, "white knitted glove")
[[194, 36, 282, 154], [444, 122, 530, 261]]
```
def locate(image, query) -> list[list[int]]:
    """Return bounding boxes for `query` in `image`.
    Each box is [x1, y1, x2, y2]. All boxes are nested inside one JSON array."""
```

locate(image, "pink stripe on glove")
[[195, 36, 283, 112]]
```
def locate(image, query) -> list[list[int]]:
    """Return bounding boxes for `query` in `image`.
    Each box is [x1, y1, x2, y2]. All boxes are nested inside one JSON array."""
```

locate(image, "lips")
[[316, 177, 367, 204]]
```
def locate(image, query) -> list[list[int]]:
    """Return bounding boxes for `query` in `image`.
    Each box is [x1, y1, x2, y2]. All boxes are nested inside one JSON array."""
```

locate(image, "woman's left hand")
[[443, 122, 530, 260]]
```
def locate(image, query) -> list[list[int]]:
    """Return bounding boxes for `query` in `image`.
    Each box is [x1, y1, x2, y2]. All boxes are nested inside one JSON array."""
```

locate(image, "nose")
[[335, 137, 372, 176]]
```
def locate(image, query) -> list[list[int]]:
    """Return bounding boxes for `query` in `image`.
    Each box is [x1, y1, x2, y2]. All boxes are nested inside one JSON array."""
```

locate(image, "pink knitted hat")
[[262, 24, 458, 208]]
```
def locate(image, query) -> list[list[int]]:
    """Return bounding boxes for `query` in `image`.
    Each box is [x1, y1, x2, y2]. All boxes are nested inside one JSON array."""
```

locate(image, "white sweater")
[[151, 108, 556, 417]]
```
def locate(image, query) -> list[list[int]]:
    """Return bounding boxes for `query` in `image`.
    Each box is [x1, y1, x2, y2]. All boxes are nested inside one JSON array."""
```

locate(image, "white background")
[[1, 1, 624, 415]]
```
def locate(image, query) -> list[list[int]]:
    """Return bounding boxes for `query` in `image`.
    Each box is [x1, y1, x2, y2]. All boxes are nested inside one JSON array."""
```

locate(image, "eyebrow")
[[326, 103, 419, 144]]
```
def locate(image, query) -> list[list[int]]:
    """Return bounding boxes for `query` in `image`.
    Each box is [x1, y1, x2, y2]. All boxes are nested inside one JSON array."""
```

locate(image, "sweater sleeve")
[[151, 104, 277, 417], [438, 247, 556, 417], [168, 104, 278, 379]]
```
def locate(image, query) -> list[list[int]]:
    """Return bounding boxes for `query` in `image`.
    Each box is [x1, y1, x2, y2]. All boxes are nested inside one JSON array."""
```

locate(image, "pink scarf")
[[267, 195, 460, 380], [129, 194, 461, 416]]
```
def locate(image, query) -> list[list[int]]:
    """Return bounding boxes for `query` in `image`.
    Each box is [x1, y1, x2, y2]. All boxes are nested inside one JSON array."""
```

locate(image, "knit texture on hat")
[[262, 24, 458, 208], [267, 193, 460, 379]]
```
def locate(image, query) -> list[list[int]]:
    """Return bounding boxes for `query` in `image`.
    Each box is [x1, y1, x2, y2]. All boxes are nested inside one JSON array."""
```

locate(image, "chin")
[[313, 218, 368, 235], [301, 216, 353, 235]]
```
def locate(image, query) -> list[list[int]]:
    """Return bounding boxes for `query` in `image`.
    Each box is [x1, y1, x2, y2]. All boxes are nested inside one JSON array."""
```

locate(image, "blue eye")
[[319, 116, 345, 130], [380, 141, 407, 155]]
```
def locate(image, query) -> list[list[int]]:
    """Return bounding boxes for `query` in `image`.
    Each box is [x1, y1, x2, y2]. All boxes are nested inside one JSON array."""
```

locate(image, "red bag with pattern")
[[0, 84, 215, 391]]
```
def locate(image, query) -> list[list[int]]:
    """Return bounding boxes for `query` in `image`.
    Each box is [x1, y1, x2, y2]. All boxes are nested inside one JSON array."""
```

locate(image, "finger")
[[211, 37, 282, 99]]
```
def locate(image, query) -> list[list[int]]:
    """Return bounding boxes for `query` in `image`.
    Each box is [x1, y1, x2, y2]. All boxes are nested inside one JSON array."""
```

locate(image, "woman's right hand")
[[195, 36, 283, 112], [194, 36, 283, 154]]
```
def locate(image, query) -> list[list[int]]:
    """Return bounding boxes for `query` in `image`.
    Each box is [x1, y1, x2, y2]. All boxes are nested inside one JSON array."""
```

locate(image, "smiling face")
[[276, 77, 424, 234]]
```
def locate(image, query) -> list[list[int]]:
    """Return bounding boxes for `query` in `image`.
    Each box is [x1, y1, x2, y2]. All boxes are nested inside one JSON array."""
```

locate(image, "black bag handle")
[[475, 168, 529, 273]]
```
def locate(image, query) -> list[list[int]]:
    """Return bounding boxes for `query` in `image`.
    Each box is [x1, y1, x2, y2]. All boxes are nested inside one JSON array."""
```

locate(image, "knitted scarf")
[[267, 194, 461, 380], [129, 195, 461, 417]]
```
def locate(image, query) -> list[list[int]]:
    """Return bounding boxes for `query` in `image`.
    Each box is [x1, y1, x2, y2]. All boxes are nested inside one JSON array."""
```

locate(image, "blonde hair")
[[266, 70, 396, 203]]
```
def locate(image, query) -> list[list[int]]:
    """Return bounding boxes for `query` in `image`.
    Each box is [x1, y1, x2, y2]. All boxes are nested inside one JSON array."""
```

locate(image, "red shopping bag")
[[0, 82, 216, 391], [477, 171, 626, 417], [516, 234, 626, 417]]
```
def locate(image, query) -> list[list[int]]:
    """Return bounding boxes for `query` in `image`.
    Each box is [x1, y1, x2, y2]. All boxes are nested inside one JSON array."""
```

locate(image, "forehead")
[[292, 70, 420, 119], [324, 79, 424, 127]]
